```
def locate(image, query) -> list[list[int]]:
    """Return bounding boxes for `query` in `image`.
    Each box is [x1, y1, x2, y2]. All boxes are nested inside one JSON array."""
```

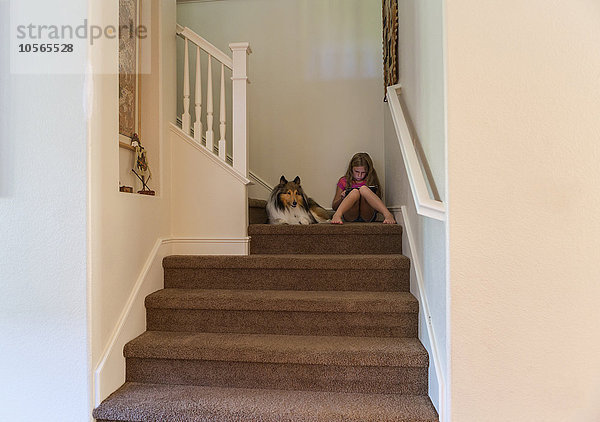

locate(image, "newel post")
[[230, 42, 251, 177]]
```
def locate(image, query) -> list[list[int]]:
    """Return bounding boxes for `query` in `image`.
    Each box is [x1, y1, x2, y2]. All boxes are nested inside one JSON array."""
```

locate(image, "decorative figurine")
[[131, 133, 155, 195]]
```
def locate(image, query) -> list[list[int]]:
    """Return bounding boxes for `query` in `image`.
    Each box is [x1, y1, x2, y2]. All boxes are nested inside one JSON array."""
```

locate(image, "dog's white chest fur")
[[266, 204, 313, 225]]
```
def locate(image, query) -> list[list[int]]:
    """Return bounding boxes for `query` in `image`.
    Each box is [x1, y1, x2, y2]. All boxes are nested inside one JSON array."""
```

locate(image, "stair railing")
[[386, 84, 445, 221], [176, 25, 251, 177]]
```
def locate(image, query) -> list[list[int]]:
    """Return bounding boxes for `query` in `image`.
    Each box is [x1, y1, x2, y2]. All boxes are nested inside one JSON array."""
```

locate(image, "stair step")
[[93, 383, 439, 422], [249, 222, 403, 254], [124, 331, 428, 366], [146, 289, 419, 337], [249, 198, 268, 224], [163, 254, 410, 291], [146, 289, 418, 313], [124, 331, 428, 394]]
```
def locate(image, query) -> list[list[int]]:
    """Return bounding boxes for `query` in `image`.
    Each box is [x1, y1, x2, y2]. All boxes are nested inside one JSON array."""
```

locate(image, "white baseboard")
[[93, 236, 250, 407], [397, 205, 447, 421], [165, 237, 250, 255], [248, 172, 273, 194]]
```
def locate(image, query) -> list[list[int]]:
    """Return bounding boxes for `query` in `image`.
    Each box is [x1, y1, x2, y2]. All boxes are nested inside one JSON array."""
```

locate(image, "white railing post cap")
[[229, 42, 252, 54]]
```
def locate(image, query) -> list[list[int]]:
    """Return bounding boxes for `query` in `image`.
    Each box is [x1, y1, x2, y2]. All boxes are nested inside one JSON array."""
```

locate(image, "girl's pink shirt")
[[337, 177, 367, 190]]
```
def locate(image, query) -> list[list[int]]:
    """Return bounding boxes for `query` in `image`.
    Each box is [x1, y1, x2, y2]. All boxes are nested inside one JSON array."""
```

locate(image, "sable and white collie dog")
[[266, 176, 330, 225]]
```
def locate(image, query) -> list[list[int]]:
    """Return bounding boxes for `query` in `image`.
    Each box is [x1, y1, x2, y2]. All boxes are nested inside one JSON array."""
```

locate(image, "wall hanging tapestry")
[[119, 0, 141, 139], [382, 0, 398, 100]]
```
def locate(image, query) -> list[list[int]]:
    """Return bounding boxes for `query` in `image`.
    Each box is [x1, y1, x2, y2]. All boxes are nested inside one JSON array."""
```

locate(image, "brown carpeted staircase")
[[93, 216, 439, 421]]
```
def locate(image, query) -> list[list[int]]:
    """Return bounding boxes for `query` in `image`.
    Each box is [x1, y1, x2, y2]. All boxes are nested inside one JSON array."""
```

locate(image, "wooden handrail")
[[386, 84, 446, 221], [176, 25, 233, 69]]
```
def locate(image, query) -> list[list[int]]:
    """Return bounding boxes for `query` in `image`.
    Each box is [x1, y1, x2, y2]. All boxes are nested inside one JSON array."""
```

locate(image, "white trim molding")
[[248, 172, 273, 194], [175, 117, 273, 195], [399, 205, 447, 421], [169, 123, 251, 185], [386, 84, 446, 221]]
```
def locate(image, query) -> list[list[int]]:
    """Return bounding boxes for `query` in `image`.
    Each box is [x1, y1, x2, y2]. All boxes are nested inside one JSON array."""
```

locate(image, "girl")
[[331, 152, 396, 224]]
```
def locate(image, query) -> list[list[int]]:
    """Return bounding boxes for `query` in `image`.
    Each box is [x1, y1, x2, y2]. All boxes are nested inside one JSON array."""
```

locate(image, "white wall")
[[384, 0, 447, 413], [0, 0, 90, 420], [170, 126, 249, 242], [176, 0, 384, 204], [447, 1, 600, 420], [396, 0, 445, 199], [89, 0, 176, 404]]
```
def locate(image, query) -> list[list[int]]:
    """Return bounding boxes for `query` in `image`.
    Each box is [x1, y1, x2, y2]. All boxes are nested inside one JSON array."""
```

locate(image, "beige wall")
[[447, 1, 600, 420], [176, 0, 384, 204]]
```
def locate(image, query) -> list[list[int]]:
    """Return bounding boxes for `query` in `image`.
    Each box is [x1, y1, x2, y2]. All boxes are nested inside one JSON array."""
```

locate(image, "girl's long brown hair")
[[343, 152, 382, 198]]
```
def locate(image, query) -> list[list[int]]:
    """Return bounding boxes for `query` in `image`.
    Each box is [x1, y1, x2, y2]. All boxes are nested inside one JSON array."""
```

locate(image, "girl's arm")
[[331, 186, 346, 210]]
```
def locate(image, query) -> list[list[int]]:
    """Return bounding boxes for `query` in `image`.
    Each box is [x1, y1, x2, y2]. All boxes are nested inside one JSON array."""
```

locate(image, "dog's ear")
[[293, 176, 301, 184], [279, 175, 287, 185]]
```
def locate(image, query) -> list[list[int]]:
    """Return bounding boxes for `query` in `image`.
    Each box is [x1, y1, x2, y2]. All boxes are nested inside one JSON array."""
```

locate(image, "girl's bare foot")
[[383, 212, 396, 224], [331, 212, 344, 224]]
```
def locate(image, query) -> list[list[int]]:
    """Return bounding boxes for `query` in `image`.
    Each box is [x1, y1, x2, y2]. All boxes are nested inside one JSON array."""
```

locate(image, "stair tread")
[[124, 331, 428, 367], [163, 254, 410, 269], [146, 289, 418, 313], [94, 382, 438, 422], [249, 222, 402, 235], [248, 198, 267, 208]]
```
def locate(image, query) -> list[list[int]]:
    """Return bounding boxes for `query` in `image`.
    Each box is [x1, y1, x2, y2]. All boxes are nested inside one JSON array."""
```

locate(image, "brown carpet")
[[93, 221, 439, 421], [96, 383, 437, 422], [163, 254, 410, 292], [249, 223, 402, 254]]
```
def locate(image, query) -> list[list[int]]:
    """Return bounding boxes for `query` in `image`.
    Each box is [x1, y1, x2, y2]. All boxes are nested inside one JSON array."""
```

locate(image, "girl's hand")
[[340, 190, 347, 198]]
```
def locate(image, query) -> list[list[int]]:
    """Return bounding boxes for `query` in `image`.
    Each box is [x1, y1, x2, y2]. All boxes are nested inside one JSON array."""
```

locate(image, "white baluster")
[[206, 55, 214, 153], [193, 46, 202, 143], [182, 38, 191, 134], [218, 63, 226, 161], [230, 42, 251, 177]]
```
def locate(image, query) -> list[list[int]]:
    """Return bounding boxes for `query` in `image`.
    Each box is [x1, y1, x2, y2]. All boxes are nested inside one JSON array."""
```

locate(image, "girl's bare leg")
[[358, 186, 396, 224], [331, 189, 360, 224], [358, 194, 376, 221]]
